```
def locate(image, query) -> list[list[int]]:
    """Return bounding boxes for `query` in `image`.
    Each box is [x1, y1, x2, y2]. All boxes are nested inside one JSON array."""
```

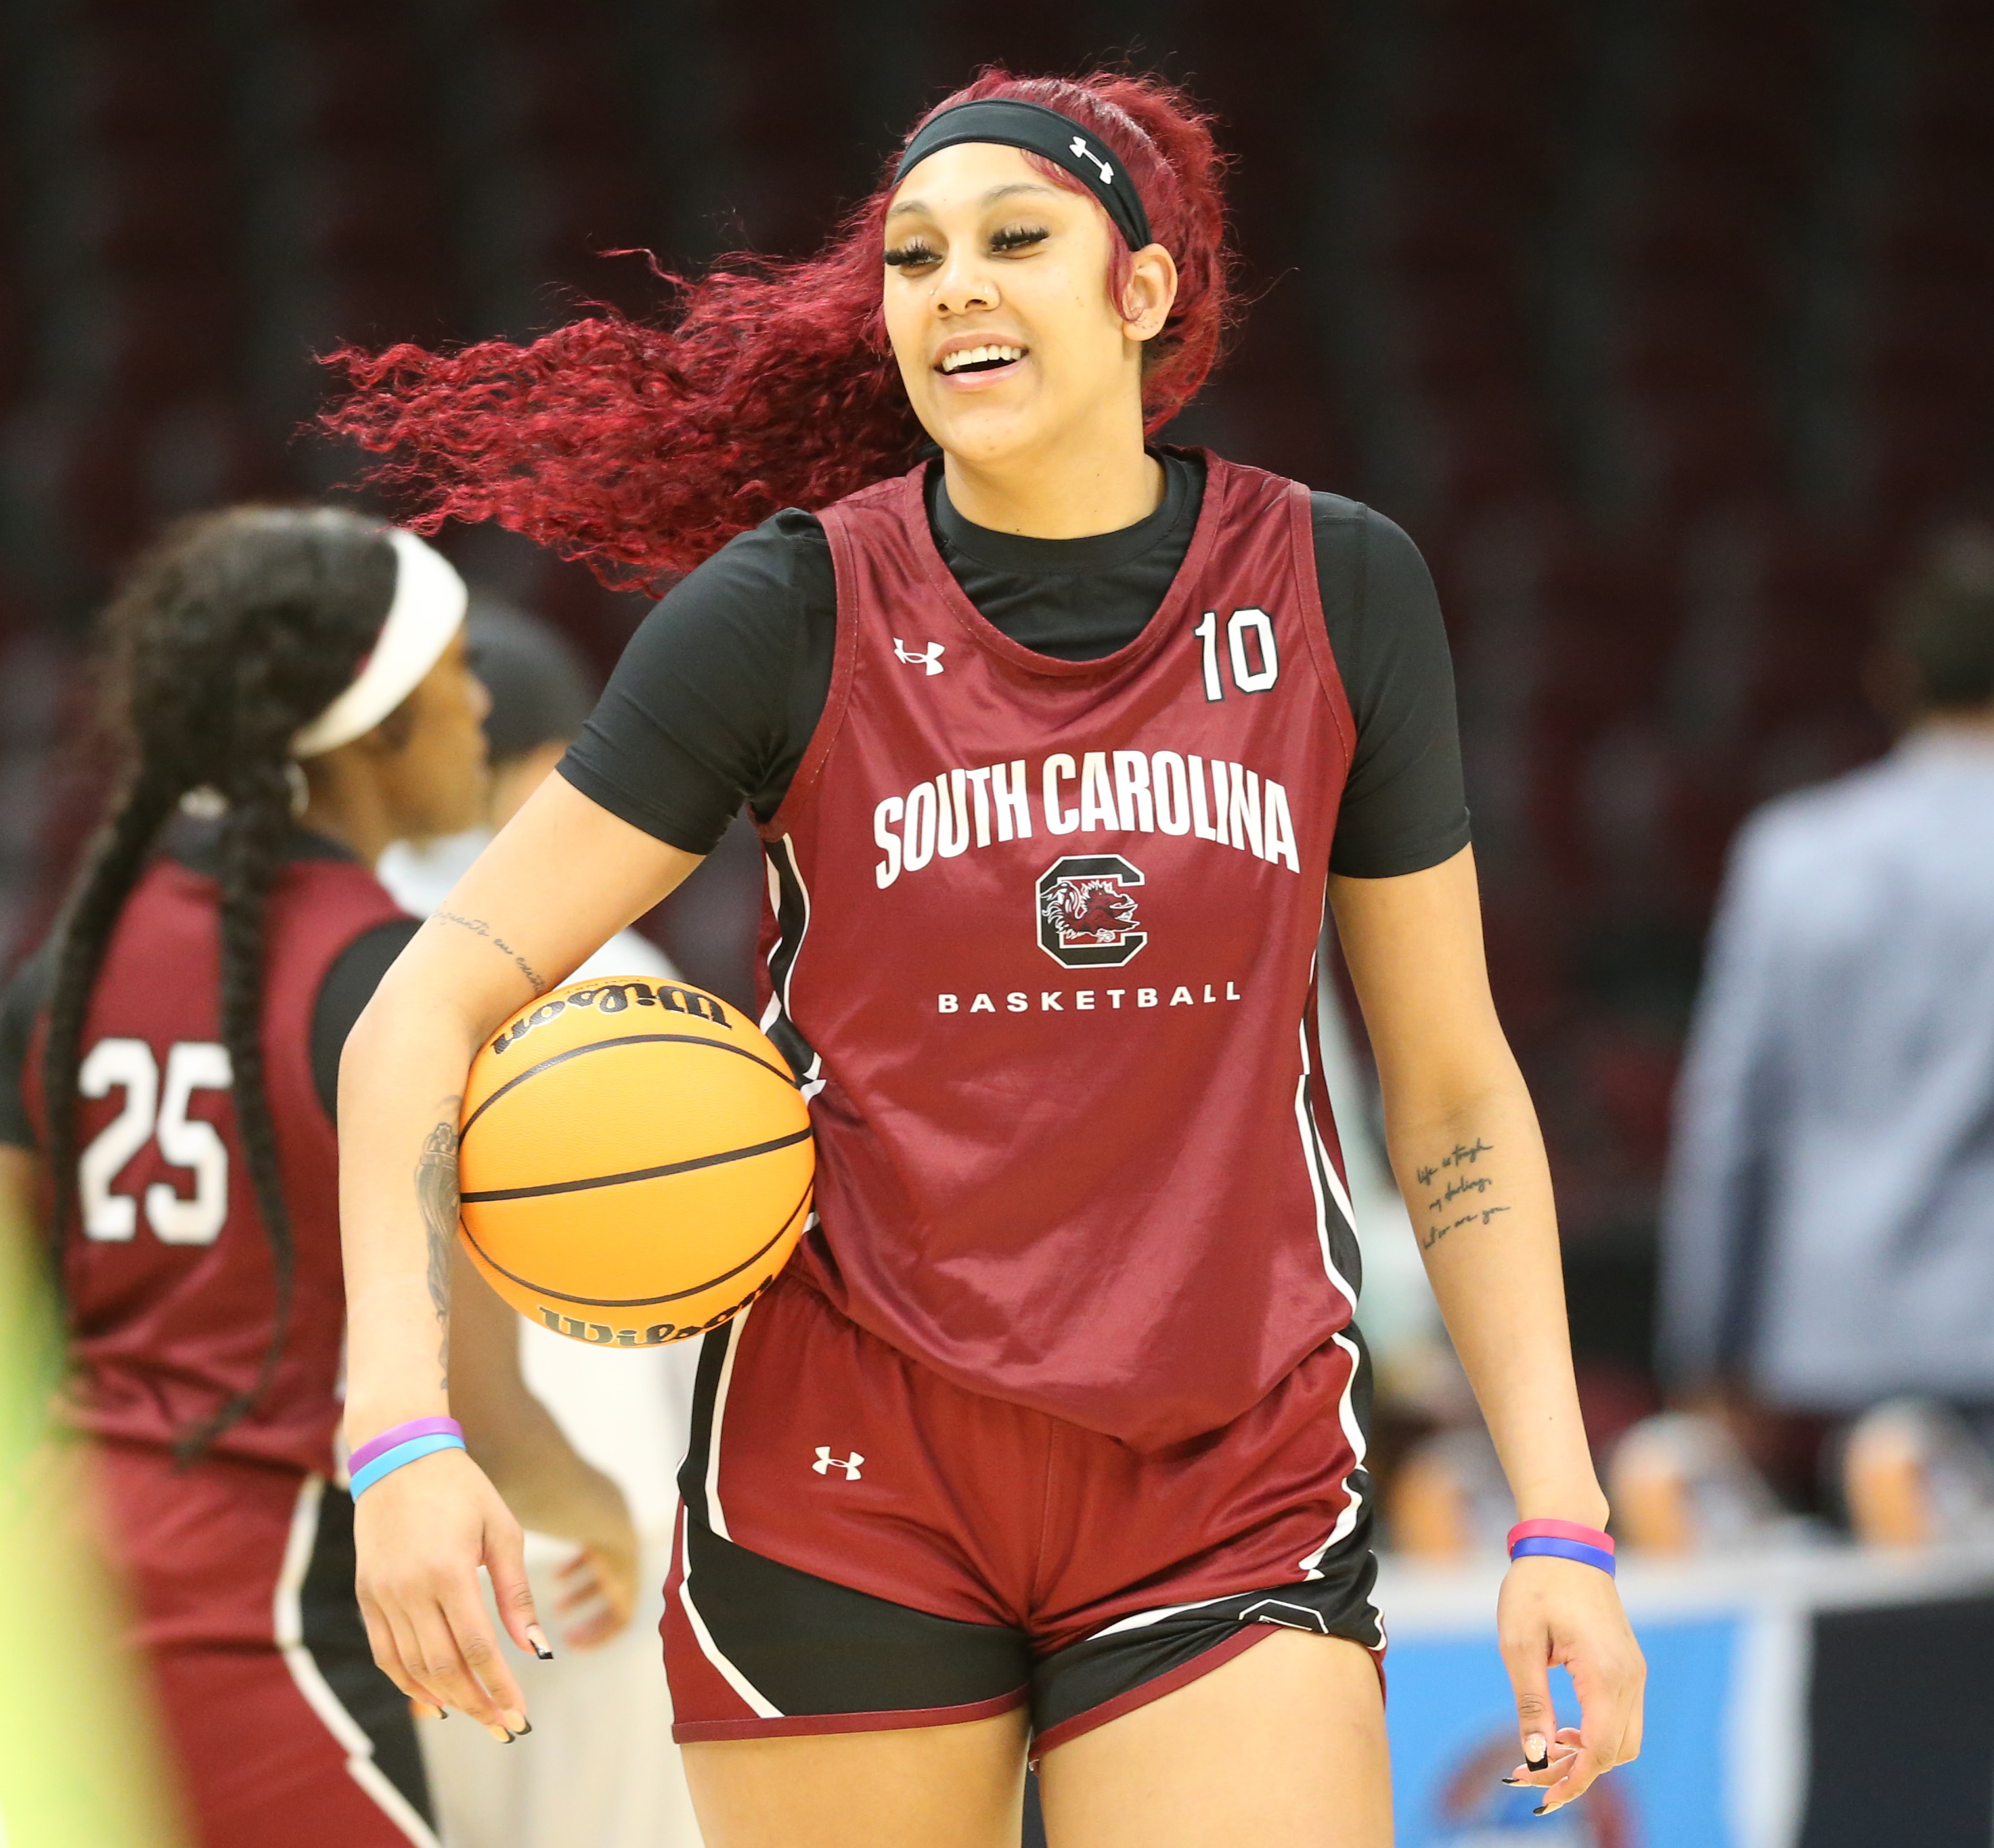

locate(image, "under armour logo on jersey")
[[812, 1446, 864, 1480], [893, 639, 946, 675], [1069, 135, 1114, 185]]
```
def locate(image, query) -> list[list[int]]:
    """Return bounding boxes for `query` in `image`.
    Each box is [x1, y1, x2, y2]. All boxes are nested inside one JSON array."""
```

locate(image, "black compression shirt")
[[0, 826, 418, 1149], [560, 453, 1471, 879]]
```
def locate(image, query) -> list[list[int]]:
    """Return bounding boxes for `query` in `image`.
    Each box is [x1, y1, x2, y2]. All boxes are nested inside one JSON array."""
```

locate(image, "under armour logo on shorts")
[[1240, 1598, 1329, 1633], [812, 1446, 864, 1480], [893, 639, 945, 675]]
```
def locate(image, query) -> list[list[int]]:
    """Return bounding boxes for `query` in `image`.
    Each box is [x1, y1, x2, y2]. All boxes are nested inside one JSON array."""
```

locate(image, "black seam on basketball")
[[458, 1171, 814, 1309], [460, 1032, 800, 1144], [460, 1125, 812, 1202]]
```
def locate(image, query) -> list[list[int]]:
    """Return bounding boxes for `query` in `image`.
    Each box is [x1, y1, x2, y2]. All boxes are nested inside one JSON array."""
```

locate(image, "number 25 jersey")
[[25, 854, 406, 1472], [759, 455, 1369, 1451]]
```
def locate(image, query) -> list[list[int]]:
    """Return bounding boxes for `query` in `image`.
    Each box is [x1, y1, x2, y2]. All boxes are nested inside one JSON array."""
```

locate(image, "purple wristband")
[[1509, 1534, 1617, 1577], [1507, 1517, 1615, 1556], [350, 1416, 462, 1476]]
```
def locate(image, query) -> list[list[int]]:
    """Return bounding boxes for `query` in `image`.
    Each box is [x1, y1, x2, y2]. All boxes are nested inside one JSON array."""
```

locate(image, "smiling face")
[[881, 141, 1176, 474]]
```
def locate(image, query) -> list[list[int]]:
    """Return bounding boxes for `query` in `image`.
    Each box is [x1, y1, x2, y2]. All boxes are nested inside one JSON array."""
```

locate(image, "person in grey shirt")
[[1660, 530, 1994, 1456]]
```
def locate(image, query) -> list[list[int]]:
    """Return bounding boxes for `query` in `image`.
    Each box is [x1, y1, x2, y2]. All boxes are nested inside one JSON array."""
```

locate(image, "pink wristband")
[[1507, 1518, 1614, 1556], [350, 1416, 463, 1476]]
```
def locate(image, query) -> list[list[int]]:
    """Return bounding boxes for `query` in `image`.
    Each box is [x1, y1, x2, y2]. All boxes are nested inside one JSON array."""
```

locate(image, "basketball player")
[[328, 72, 1645, 1845], [0, 508, 636, 1848]]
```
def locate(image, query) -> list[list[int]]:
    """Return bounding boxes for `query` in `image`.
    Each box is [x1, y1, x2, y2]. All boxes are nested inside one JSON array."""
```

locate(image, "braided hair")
[[43, 505, 397, 1460]]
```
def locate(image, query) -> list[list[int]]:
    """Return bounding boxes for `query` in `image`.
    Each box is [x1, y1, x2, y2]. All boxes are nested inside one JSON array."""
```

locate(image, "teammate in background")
[[0, 507, 635, 1848], [378, 599, 704, 1848], [328, 70, 1645, 1845], [380, 599, 684, 994]]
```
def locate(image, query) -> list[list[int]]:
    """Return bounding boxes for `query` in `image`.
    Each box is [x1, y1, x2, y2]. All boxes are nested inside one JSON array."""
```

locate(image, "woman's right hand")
[[352, 1447, 548, 1741]]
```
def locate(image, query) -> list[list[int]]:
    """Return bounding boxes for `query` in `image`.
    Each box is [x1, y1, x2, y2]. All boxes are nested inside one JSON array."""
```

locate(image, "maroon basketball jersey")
[[759, 455, 1366, 1449], [26, 853, 406, 1473]]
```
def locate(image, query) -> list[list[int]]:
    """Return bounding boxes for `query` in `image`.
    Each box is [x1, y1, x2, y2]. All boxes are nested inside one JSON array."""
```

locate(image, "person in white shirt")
[[379, 599, 703, 1848]]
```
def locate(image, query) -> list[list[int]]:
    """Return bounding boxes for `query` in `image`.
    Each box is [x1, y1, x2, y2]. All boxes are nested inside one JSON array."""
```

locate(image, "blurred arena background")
[[4, 0, 1989, 1428], [2, 2, 1991, 1843]]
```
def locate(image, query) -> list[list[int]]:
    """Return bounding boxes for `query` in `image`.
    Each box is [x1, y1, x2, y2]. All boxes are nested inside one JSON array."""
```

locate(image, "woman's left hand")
[[551, 1541, 638, 1649], [1496, 1556, 1645, 1816]]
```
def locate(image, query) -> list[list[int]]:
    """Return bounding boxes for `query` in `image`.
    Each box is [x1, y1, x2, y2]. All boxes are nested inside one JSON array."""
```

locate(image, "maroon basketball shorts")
[[661, 1275, 1383, 1755], [93, 1439, 438, 1848]]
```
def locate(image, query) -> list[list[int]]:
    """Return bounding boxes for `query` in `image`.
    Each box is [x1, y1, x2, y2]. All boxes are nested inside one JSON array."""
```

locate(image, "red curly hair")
[[321, 70, 1235, 587]]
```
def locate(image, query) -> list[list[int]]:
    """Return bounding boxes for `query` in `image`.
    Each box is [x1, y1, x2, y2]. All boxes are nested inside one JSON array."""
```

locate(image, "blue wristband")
[[350, 1431, 466, 1497], [1510, 1534, 1616, 1577]]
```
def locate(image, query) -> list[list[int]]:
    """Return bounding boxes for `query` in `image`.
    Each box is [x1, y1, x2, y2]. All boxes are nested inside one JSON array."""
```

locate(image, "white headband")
[[292, 528, 469, 759]]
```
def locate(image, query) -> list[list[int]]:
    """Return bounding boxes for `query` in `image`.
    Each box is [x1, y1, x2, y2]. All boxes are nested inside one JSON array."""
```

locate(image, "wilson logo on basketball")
[[534, 1275, 774, 1350], [489, 981, 731, 1056], [1038, 855, 1147, 968], [456, 973, 813, 1353]]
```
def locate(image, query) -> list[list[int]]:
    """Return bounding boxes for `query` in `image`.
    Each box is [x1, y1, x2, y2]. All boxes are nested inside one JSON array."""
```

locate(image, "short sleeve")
[[558, 512, 837, 855], [1313, 499, 1474, 879], [310, 919, 422, 1122]]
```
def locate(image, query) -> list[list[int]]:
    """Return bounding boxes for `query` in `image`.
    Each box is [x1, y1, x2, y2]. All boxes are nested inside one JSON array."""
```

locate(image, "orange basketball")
[[455, 975, 813, 1348]]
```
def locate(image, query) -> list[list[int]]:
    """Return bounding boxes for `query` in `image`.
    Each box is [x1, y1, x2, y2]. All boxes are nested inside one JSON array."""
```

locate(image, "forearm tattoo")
[[436, 909, 547, 994], [416, 1114, 461, 1389], [1414, 1137, 1510, 1251]]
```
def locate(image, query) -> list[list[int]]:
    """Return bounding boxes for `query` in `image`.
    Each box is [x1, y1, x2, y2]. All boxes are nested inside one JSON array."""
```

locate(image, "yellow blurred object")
[[1388, 1443, 1471, 1562], [1843, 1426, 1928, 1548], [1386, 1426, 1513, 1562], [1610, 1467, 1696, 1557], [1608, 1412, 1781, 1556], [1843, 1398, 1994, 1550], [0, 1186, 190, 1848]]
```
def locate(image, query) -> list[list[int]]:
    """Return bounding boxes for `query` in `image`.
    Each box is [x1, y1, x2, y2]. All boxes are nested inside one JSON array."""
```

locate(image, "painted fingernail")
[[1524, 1735, 1549, 1772], [526, 1625, 554, 1661], [502, 1710, 528, 1732], [485, 1723, 516, 1744]]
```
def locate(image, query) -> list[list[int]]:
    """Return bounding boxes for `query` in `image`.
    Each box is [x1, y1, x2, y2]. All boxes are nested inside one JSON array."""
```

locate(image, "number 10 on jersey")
[[1195, 609, 1279, 702]]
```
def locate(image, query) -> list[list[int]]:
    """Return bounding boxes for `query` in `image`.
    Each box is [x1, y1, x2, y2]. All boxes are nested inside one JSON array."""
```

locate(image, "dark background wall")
[[1, 0, 1989, 1419]]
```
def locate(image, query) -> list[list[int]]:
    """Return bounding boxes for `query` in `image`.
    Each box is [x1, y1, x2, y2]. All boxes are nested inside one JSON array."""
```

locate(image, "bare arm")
[[1331, 847, 1643, 1814], [339, 773, 701, 1732], [1330, 849, 1599, 1527], [449, 1244, 640, 1648]]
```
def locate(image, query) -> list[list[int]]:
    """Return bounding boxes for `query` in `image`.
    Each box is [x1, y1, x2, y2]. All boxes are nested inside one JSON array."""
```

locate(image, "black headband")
[[893, 98, 1154, 253]]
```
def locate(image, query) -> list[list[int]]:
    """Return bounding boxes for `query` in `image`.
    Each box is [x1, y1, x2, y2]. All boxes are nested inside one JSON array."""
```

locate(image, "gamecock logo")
[[1037, 855, 1148, 968]]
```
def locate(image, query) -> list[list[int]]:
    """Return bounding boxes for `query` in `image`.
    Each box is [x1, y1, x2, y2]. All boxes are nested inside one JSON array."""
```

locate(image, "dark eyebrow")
[[885, 181, 1063, 222]]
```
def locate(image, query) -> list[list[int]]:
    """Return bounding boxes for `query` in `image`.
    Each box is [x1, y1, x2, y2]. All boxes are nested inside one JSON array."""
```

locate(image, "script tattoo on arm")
[[1413, 1137, 1510, 1252], [436, 909, 547, 995], [415, 1113, 461, 1391]]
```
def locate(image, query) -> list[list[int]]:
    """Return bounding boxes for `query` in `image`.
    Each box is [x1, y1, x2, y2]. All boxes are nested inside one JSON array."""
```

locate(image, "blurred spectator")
[[378, 598, 702, 1848], [1656, 528, 1994, 1525], [378, 596, 680, 990]]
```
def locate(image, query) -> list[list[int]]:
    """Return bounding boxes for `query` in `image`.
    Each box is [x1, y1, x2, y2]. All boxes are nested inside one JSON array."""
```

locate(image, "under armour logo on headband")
[[1069, 136, 1114, 185], [895, 98, 1153, 252]]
